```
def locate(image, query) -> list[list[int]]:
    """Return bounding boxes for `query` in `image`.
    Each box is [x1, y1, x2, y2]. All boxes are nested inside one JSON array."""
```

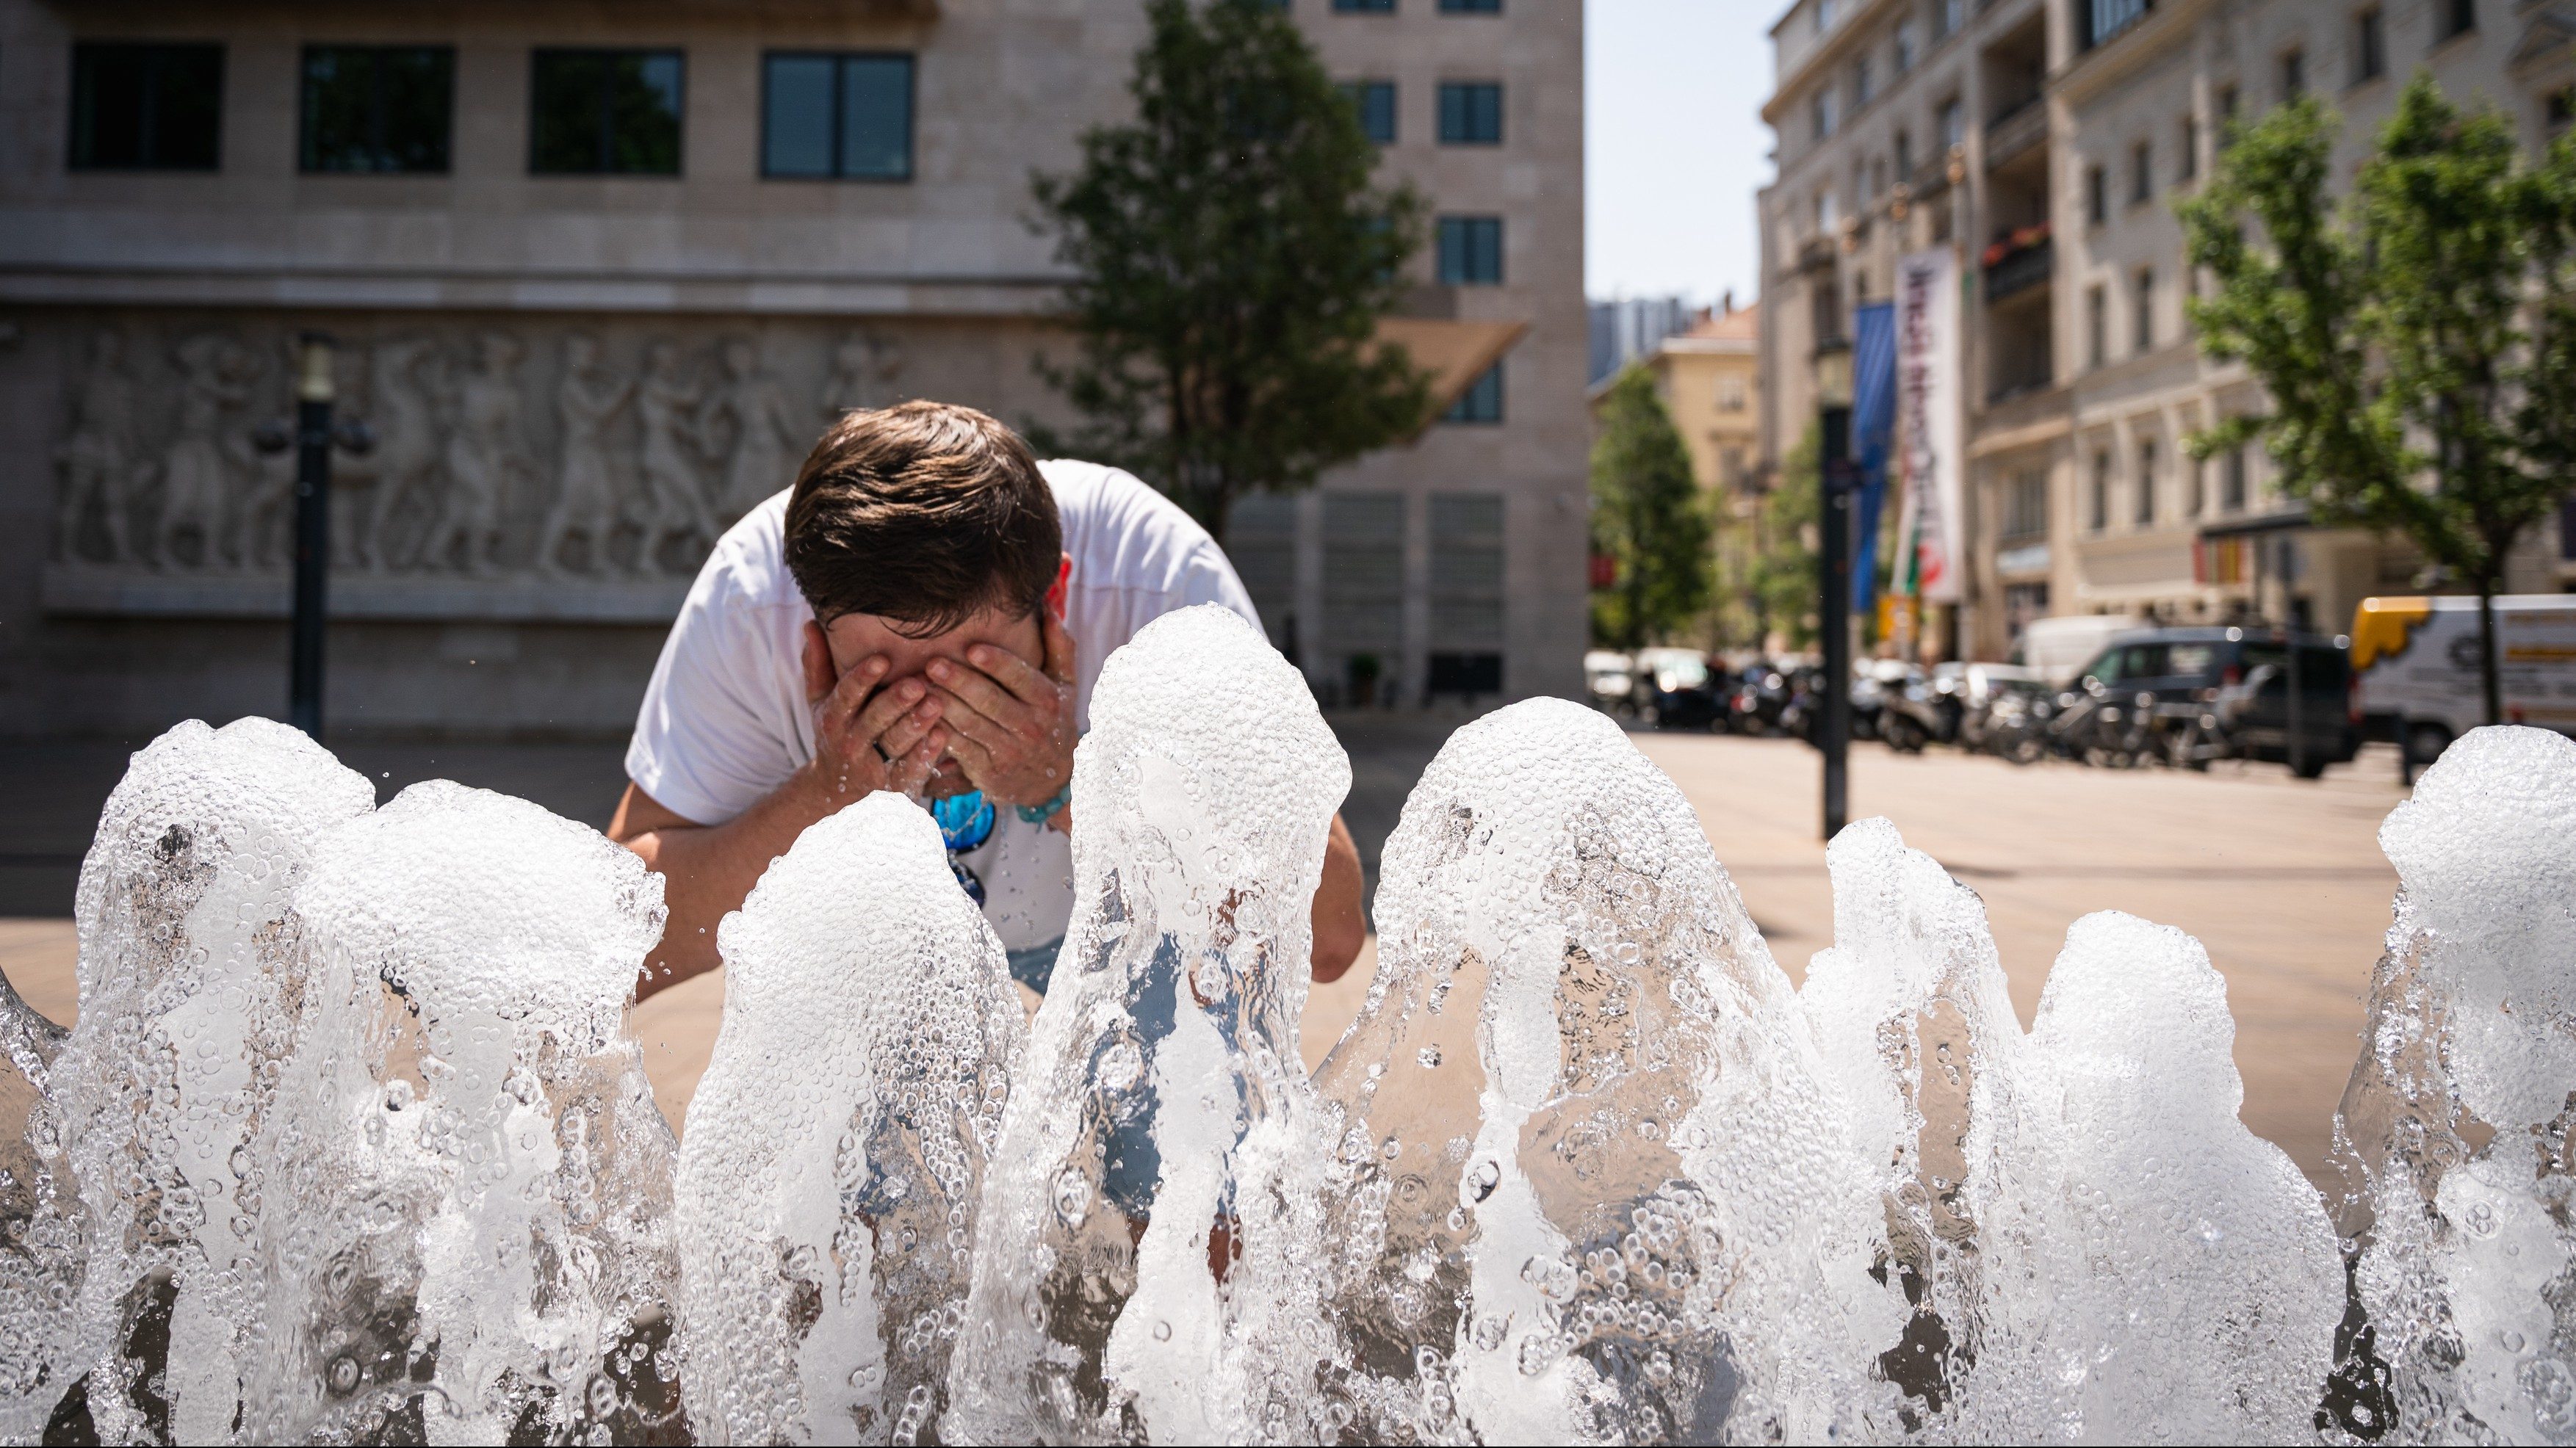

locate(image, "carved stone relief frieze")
[[44, 318, 916, 594]]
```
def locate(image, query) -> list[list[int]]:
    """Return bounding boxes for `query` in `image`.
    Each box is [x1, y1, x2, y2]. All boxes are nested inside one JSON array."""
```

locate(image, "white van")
[[2351, 595, 2576, 759], [2010, 614, 2149, 686]]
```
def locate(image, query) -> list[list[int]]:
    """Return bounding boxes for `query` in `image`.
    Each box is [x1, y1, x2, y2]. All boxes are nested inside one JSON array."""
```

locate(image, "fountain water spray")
[[1, 608, 2570, 1446]]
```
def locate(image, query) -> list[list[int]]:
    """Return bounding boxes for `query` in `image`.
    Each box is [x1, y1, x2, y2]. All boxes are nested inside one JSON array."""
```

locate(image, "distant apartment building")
[[1587, 294, 1700, 385], [1758, 0, 2576, 662], [1, 0, 1584, 737], [1590, 300, 1762, 505]]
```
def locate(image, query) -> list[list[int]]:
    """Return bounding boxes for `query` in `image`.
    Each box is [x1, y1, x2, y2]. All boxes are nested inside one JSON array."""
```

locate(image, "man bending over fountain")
[[610, 400, 1367, 999]]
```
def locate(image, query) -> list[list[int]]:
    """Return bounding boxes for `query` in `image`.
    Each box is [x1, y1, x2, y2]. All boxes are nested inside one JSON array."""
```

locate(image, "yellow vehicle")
[[2350, 595, 2576, 762]]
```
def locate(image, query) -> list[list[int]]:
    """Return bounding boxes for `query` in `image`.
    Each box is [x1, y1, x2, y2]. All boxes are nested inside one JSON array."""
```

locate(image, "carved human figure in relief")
[[153, 334, 259, 571], [702, 338, 803, 523], [820, 330, 903, 419], [54, 330, 142, 565], [539, 334, 635, 576], [357, 337, 445, 574], [633, 340, 718, 572], [423, 332, 528, 574]]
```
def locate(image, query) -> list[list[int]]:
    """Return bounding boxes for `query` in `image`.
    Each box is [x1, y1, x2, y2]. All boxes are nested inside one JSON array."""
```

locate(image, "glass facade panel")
[[302, 46, 454, 174], [71, 43, 223, 171], [530, 50, 682, 175]]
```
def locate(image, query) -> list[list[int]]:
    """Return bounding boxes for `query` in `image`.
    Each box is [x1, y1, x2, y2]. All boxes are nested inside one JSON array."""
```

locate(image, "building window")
[[2223, 444, 2248, 511], [2280, 48, 2306, 101], [2087, 164, 2109, 225], [1818, 0, 1839, 32], [1438, 0, 1504, 11], [530, 50, 683, 175], [762, 53, 912, 180], [2135, 267, 2155, 352], [2082, 0, 2153, 51], [2090, 450, 2113, 531], [1437, 82, 1502, 145], [2550, 87, 2575, 134], [1717, 373, 1750, 411], [1816, 189, 1840, 231], [2187, 453, 2207, 516], [1895, 20, 1919, 73], [1935, 0, 1966, 40], [1335, 0, 1398, 12], [69, 43, 223, 172], [1854, 57, 1874, 109], [1938, 96, 1964, 152], [300, 47, 452, 174], [2088, 284, 2109, 369], [2005, 470, 2049, 538], [2353, 7, 2386, 84], [2130, 140, 2153, 203], [2136, 437, 2159, 525], [1446, 362, 1504, 423], [1436, 215, 1504, 284], [2436, 0, 2475, 44], [2218, 83, 2240, 121], [1894, 128, 1913, 179], [1343, 80, 1397, 143], [1814, 87, 1839, 141], [2179, 113, 2198, 181]]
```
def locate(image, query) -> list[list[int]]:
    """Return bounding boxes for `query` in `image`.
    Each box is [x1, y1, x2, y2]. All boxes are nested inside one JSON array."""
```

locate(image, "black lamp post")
[[1814, 337, 1856, 842], [253, 334, 369, 742]]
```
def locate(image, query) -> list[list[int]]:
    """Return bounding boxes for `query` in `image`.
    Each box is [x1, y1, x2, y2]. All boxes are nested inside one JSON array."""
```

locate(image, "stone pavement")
[[0, 720, 2411, 1185]]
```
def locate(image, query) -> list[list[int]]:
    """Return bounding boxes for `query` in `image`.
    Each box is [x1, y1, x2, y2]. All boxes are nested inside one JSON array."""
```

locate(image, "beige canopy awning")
[[1374, 317, 1529, 438]]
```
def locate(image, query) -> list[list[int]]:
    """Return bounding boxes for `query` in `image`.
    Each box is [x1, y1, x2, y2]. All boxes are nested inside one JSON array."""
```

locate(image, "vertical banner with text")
[[1892, 248, 1964, 604]]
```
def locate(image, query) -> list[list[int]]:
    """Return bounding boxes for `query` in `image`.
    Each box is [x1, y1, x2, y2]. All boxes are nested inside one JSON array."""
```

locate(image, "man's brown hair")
[[783, 402, 1062, 636]]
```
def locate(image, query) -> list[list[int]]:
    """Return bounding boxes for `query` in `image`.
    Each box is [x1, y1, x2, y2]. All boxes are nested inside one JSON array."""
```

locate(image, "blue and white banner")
[[1892, 248, 1964, 604]]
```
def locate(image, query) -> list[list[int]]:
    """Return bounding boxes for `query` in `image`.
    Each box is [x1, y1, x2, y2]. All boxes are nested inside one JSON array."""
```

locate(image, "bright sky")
[[1585, 0, 1779, 307]]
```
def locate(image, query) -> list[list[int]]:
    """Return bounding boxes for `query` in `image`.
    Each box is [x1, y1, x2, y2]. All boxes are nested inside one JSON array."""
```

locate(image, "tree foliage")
[[1749, 423, 1822, 650], [1589, 366, 1713, 648], [1028, 0, 1432, 541], [2179, 73, 2576, 723]]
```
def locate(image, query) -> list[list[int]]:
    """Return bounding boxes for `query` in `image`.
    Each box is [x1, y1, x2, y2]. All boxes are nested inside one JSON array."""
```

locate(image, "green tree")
[[2179, 73, 2576, 723], [1748, 423, 1822, 650], [1590, 366, 1714, 648], [1028, 0, 1432, 541]]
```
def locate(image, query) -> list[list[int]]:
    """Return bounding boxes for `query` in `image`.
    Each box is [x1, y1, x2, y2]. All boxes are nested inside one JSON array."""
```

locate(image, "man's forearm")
[[1310, 814, 1367, 984], [618, 778, 837, 1000]]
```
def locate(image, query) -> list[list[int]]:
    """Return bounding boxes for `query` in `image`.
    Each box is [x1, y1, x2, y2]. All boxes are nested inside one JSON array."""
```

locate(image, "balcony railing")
[[1985, 97, 2046, 173], [1982, 229, 2053, 303]]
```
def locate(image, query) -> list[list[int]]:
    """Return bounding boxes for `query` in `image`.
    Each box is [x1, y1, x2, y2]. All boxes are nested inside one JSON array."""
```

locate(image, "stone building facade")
[[0, 0, 1584, 739], [1758, 0, 2576, 664]]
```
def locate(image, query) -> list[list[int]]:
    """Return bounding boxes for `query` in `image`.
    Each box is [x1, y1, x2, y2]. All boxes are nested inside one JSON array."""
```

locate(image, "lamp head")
[[1812, 338, 1855, 410]]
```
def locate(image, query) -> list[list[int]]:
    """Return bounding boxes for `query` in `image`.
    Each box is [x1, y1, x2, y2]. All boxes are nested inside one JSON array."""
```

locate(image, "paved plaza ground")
[[0, 720, 2413, 1188]]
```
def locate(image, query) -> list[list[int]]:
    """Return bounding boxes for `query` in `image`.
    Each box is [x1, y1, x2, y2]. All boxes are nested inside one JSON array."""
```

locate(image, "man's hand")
[[798, 621, 948, 805], [923, 612, 1079, 819]]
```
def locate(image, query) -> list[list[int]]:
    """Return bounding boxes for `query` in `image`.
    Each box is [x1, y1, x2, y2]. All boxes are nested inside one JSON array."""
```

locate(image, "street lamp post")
[[1814, 339, 1856, 842], [288, 335, 336, 740], [253, 335, 369, 742]]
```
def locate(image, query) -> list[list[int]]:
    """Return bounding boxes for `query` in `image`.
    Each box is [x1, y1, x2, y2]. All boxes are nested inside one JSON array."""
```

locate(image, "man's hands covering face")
[[923, 612, 1079, 820], [798, 623, 948, 804]]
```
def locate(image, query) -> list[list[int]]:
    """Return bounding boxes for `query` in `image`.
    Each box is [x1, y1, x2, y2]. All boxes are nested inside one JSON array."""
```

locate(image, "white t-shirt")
[[625, 459, 1260, 955]]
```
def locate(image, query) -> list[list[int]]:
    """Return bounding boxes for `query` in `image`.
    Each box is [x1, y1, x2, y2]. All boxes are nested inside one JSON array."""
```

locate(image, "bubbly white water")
[[1, 611, 2571, 1446]]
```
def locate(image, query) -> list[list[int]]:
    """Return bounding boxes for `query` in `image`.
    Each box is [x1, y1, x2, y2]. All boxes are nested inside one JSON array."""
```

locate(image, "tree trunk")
[[2476, 573, 2504, 727]]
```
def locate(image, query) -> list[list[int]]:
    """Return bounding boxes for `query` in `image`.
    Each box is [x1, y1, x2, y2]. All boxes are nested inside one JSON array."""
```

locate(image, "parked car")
[[2014, 613, 2150, 686], [1584, 650, 1635, 714], [1628, 648, 1726, 730], [1725, 664, 1798, 736], [2066, 626, 2359, 777], [2350, 594, 2576, 764]]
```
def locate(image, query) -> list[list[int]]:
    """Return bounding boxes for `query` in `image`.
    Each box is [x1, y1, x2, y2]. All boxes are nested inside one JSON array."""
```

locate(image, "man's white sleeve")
[[624, 585, 795, 828]]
